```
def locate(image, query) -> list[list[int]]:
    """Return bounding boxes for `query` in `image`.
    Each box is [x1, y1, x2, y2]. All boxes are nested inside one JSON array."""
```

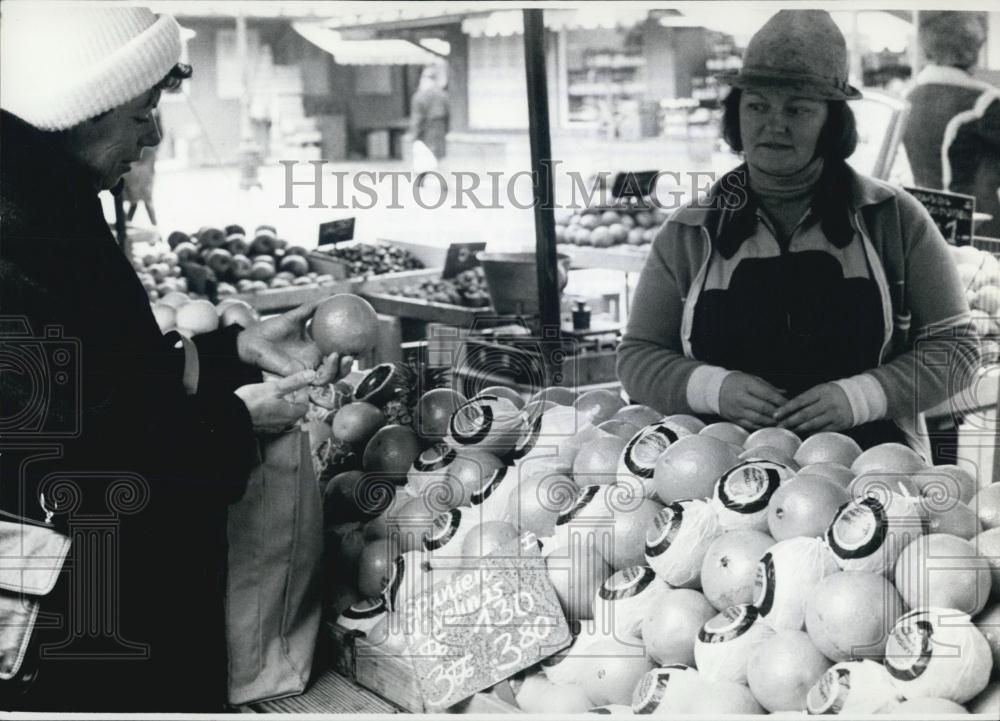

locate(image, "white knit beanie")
[[0, 4, 182, 131]]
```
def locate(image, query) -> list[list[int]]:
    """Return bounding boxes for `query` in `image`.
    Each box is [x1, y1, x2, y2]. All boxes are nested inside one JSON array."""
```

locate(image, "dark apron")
[[690, 232, 907, 450]]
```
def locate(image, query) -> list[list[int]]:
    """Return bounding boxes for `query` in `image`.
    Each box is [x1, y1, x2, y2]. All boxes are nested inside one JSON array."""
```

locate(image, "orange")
[[574, 389, 627, 426], [738, 444, 798, 469], [332, 402, 386, 446], [796, 462, 854, 488], [597, 418, 640, 440], [663, 414, 706, 434], [477, 385, 525, 409], [528, 386, 577, 407], [357, 538, 400, 598], [641, 588, 716, 666], [414, 388, 467, 444], [545, 541, 613, 621], [850, 442, 927, 476], [700, 529, 775, 610], [384, 495, 438, 553], [974, 484, 1000, 531], [151, 304, 176, 333], [652, 435, 741, 504], [793, 432, 862, 468], [362, 424, 421, 477], [894, 533, 992, 616], [158, 290, 190, 309], [767, 476, 849, 541], [311, 293, 379, 356], [572, 434, 628, 486], [608, 496, 665, 570], [747, 631, 832, 712], [615, 404, 663, 428], [745, 427, 802, 457], [805, 571, 904, 661], [461, 520, 520, 557], [701, 422, 750, 446], [175, 299, 219, 336]]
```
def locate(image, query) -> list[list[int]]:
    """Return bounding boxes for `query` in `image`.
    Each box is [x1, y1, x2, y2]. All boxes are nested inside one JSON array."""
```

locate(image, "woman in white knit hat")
[[618, 10, 980, 460], [0, 5, 351, 711]]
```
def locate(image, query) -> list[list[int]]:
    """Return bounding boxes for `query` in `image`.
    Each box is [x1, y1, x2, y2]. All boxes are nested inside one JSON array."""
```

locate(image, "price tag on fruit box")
[[441, 242, 486, 279], [904, 187, 975, 246], [318, 218, 356, 246], [399, 532, 571, 711]]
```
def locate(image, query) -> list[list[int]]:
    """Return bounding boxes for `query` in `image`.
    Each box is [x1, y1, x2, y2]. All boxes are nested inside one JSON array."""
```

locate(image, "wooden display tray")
[[359, 268, 493, 326], [308, 239, 448, 282], [558, 244, 649, 273], [324, 620, 519, 714]]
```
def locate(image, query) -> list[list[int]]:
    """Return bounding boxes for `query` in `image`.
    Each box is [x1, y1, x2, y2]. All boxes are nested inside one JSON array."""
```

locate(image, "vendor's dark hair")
[[720, 88, 858, 160]]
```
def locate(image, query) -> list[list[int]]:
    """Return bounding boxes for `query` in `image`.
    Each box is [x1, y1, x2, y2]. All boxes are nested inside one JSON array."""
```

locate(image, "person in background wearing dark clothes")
[[903, 11, 1000, 238], [0, 5, 351, 711]]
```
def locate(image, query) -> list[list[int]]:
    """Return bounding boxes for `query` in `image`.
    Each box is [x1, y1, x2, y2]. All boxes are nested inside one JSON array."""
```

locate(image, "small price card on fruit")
[[400, 532, 571, 711], [904, 187, 975, 246]]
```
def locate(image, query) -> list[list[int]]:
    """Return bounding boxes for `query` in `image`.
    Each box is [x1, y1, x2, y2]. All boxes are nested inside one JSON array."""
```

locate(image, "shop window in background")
[[468, 34, 529, 129], [563, 27, 646, 139]]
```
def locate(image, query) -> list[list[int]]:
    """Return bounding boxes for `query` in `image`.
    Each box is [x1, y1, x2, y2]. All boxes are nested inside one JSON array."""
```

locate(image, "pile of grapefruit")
[[325, 390, 1000, 715]]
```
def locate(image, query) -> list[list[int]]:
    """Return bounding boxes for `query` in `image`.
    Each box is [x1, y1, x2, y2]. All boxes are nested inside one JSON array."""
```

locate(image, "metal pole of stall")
[[522, 9, 561, 386]]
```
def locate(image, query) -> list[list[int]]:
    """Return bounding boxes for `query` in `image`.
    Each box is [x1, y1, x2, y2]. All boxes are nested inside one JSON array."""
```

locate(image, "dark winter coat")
[[903, 65, 1000, 237], [0, 110, 259, 711]]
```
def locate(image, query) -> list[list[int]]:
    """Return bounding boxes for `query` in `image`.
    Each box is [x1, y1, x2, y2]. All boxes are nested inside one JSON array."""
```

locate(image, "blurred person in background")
[[0, 5, 349, 711], [902, 11, 1000, 237], [618, 10, 980, 461], [410, 65, 449, 188]]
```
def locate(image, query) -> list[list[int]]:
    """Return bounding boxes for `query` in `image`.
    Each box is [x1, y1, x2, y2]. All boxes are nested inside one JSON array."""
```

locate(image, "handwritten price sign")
[[401, 532, 571, 710], [904, 187, 975, 246]]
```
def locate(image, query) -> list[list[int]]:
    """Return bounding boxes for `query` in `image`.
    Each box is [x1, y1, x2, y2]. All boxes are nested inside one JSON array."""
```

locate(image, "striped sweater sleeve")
[[616, 222, 715, 414]]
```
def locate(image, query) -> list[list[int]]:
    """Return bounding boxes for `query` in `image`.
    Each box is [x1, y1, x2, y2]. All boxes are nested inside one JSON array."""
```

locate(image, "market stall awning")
[[293, 23, 444, 65], [461, 7, 651, 38]]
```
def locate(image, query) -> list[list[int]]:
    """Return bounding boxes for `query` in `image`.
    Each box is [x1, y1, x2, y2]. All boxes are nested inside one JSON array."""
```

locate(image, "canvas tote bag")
[[225, 429, 323, 705]]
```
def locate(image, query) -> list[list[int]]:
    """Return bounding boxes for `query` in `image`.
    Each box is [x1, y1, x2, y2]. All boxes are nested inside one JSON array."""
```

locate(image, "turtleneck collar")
[[748, 155, 825, 204], [704, 159, 854, 259]]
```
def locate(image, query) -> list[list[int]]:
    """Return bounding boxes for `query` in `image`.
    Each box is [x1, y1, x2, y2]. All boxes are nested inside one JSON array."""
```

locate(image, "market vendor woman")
[[617, 10, 981, 459], [1, 5, 350, 711]]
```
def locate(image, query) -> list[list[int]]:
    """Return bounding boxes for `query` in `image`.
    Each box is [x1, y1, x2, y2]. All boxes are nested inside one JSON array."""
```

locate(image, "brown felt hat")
[[718, 10, 862, 101]]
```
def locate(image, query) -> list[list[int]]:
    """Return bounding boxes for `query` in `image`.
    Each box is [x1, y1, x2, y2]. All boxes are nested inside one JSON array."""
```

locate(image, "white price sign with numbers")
[[400, 532, 571, 711]]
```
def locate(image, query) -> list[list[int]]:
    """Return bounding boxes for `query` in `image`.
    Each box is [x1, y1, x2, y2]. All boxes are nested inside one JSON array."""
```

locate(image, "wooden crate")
[[359, 268, 493, 327], [325, 621, 519, 714], [307, 239, 446, 282], [232, 279, 358, 313]]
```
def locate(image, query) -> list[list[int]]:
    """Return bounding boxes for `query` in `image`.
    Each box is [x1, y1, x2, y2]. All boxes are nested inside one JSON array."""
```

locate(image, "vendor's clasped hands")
[[773, 382, 853, 433], [719, 372, 853, 433]]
